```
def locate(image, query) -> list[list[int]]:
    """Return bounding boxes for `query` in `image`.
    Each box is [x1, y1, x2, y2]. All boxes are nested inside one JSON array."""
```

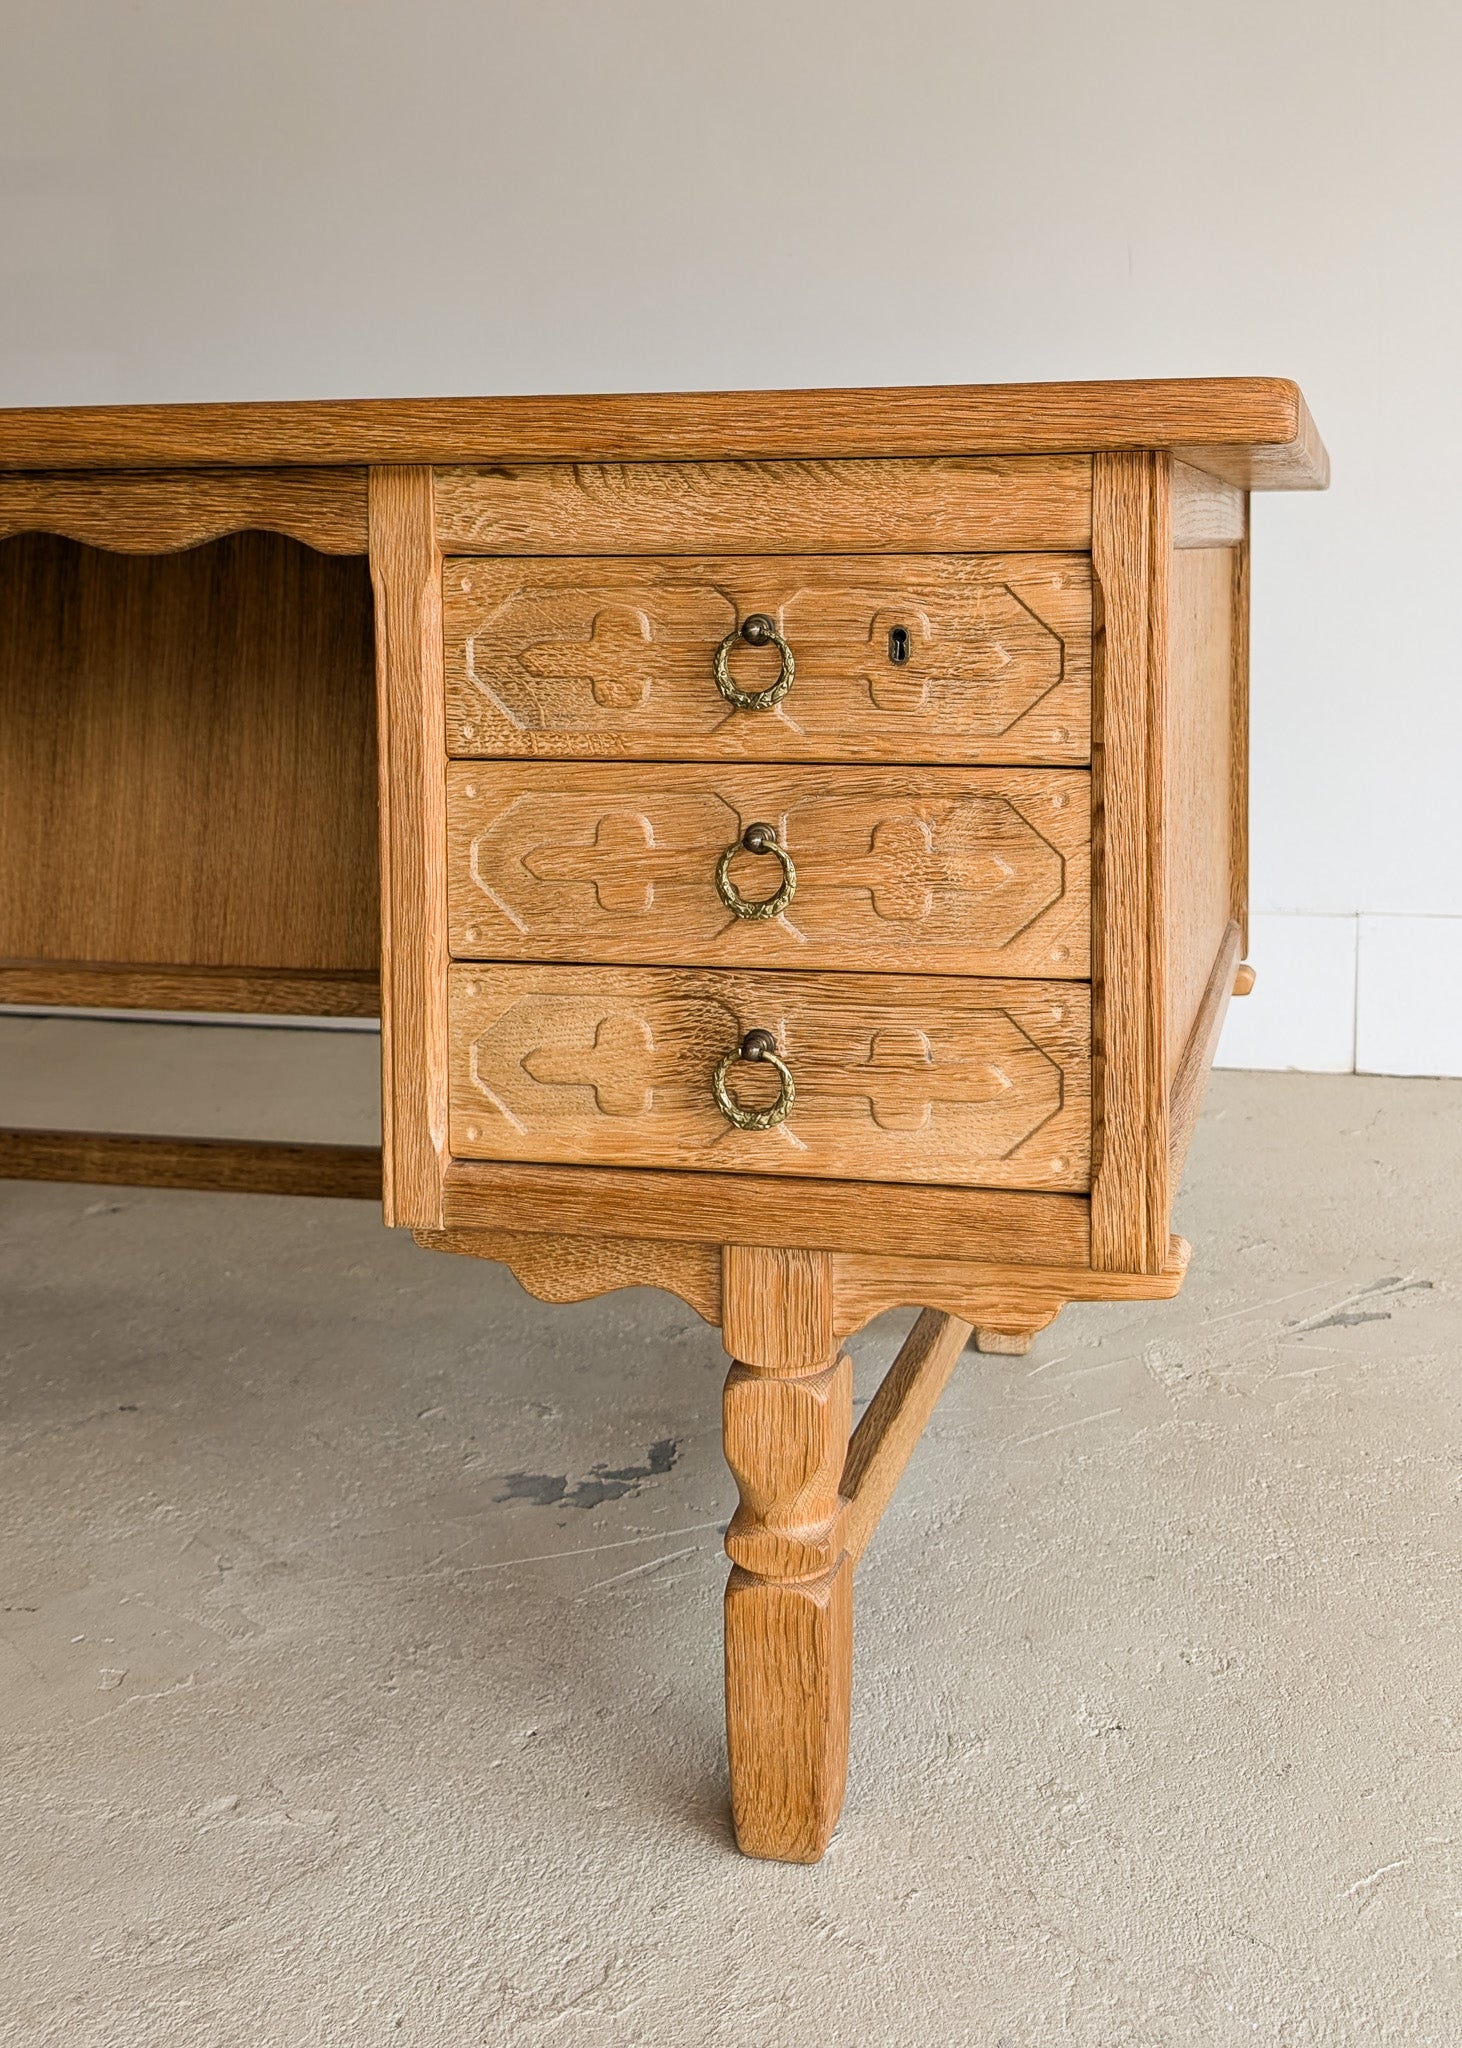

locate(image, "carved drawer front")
[[443, 554, 1090, 764], [447, 763, 1090, 978], [448, 964, 1090, 1192]]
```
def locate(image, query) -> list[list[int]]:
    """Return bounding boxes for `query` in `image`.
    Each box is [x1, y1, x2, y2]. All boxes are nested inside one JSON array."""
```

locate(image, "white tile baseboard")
[[1215, 913, 1358, 1073], [1357, 915, 1462, 1077]]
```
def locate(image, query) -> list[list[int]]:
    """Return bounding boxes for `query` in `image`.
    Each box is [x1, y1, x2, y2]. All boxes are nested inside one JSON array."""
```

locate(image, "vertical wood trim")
[[1231, 495, 1252, 954], [1090, 453, 1170, 1272], [369, 466, 448, 1228]]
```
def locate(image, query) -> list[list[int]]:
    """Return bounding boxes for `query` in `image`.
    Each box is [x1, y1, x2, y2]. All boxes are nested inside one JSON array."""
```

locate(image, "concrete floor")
[[1, 1019, 1460, 2045]]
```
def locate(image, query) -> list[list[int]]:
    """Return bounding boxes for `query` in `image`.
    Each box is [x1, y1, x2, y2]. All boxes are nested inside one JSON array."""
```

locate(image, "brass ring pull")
[[712, 1028, 795, 1131], [712, 613, 795, 712], [715, 822, 797, 921]]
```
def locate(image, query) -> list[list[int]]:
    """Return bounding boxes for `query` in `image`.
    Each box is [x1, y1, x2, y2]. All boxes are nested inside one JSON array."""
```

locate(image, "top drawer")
[[443, 555, 1090, 764]]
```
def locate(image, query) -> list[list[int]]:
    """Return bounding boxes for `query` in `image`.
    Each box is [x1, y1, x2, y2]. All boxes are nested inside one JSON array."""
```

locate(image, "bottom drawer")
[[448, 964, 1090, 1191]]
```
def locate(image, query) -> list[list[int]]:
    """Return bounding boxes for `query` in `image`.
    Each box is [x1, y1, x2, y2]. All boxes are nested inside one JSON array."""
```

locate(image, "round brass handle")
[[712, 1028, 795, 1131], [715, 822, 797, 921], [712, 613, 795, 712]]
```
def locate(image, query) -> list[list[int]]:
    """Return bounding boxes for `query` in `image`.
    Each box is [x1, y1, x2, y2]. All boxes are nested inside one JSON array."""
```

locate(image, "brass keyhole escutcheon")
[[715, 822, 797, 921], [712, 614, 795, 712], [711, 1028, 796, 1131], [887, 625, 911, 665]]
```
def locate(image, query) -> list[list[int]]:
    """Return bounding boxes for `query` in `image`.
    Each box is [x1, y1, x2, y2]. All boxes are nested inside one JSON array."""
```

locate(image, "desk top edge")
[[0, 377, 1327, 489]]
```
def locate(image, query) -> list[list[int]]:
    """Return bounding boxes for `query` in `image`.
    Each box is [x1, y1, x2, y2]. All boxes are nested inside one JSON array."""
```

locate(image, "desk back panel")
[[0, 531, 379, 1004]]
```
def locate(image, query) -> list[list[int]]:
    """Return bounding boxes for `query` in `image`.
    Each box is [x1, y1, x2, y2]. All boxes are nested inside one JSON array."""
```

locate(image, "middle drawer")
[[447, 763, 1090, 979]]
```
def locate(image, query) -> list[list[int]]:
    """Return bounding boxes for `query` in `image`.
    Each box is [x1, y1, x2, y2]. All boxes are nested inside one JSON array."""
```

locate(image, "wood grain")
[[0, 378, 1328, 488], [0, 1128, 380, 1199], [829, 1243, 1188, 1338], [410, 1225, 722, 1324], [838, 1309, 970, 1564], [0, 533, 378, 975], [447, 762, 1091, 978], [721, 1242, 852, 1862], [1231, 499, 1252, 954], [1168, 922, 1242, 1182], [1170, 460, 1246, 548], [433, 455, 1092, 554], [722, 1245, 837, 1374], [449, 963, 1091, 1191], [441, 1159, 1091, 1263], [444, 553, 1091, 764], [1164, 546, 1237, 1088], [369, 468, 448, 1230], [0, 468, 367, 554], [1089, 454, 1169, 1273], [0, 959, 379, 1017]]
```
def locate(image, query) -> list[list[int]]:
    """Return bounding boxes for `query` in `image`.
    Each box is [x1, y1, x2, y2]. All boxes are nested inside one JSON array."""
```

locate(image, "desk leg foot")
[[720, 1245, 852, 1863]]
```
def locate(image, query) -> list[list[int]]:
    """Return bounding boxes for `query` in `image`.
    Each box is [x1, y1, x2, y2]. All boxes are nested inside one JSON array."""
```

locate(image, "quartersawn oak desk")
[[0, 380, 1327, 1862]]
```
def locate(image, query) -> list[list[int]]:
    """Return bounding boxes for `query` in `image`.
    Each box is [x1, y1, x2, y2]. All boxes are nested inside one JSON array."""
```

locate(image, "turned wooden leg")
[[720, 1245, 852, 1863]]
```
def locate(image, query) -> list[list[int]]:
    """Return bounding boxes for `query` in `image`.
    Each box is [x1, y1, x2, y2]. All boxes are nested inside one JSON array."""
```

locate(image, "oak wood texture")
[[0, 1129, 380, 1200], [1089, 453, 1169, 1273], [0, 533, 378, 976], [0, 959, 379, 1018], [0, 468, 367, 555], [0, 379, 1327, 488], [1231, 500, 1252, 954], [838, 1309, 970, 1564], [446, 762, 1090, 979], [369, 468, 448, 1229], [391, 1223, 1188, 1341], [1169, 922, 1242, 1181], [441, 1158, 1091, 1264], [433, 456, 1092, 554], [721, 1243, 851, 1862], [444, 554, 1091, 765], [1169, 460, 1246, 548], [411, 1225, 722, 1325], [449, 964, 1090, 1191], [1164, 547, 1239, 1088]]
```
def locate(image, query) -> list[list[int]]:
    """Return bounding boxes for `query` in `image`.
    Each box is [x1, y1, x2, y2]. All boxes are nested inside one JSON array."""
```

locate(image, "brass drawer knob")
[[712, 1028, 796, 1131], [713, 613, 795, 712], [715, 822, 797, 921]]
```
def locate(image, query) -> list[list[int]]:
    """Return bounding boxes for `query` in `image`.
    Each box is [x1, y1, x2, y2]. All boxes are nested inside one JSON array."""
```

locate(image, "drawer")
[[448, 964, 1090, 1191], [447, 763, 1090, 979], [443, 554, 1090, 764]]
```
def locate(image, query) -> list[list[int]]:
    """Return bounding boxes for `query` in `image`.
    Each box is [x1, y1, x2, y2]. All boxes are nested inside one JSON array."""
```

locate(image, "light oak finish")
[[0, 467, 367, 555], [1169, 922, 1243, 1181], [447, 762, 1090, 979], [1170, 460, 1246, 549], [0, 378, 1326, 486], [441, 1159, 1092, 1264], [721, 1244, 851, 1862], [0, 1129, 380, 1200], [0, 378, 1327, 1869], [838, 1309, 971, 1564], [411, 1225, 722, 1325], [1165, 547, 1239, 1087], [449, 964, 1091, 1191], [369, 469, 448, 1229], [0, 959, 379, 1018], [444, 554, 1091, 764], [1089, 453, 1170, 1274], [434, 455, 1092, 554], [1233, 961, 1257, 997], [394, 1223, 1187, 1343], [0, 534, 378, 980]]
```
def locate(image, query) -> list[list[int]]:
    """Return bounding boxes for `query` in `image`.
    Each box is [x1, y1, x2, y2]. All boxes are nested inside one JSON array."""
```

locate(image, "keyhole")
[[888, 625, 911, 665]]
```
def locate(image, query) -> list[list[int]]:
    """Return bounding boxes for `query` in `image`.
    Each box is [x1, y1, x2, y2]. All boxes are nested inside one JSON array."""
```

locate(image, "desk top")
[[0, 377, 1326, 490]]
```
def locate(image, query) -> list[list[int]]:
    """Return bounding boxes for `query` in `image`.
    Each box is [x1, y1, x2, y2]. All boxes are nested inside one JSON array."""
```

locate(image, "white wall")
[[2, 0, 1458, 1075]]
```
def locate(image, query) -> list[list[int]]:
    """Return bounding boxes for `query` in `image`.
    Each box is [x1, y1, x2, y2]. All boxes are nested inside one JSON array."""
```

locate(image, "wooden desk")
[[0, 379, 1328, 1861]]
